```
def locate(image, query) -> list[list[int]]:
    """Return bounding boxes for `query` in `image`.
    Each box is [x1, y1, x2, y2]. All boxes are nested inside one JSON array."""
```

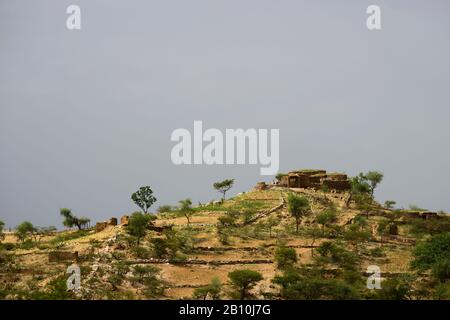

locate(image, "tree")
[[275, 246, 298, 270], [126, 212, 156, 245], [287, 194, 310, 233], [15, 221, 36, 243], [346, 173, 371, 207], [130, 265, 165, 298], [60, 208, 90, 230], [131, 186, 157, 213], [365, 171, 384, 197], [228, 269, 263, 300], [178, 198, 194, 225], [384, 200, 396, 210], [411, 232, 450, 281], [0, 220, 5, 243], [316, 208, 337, 236], [192, 277, 222, 300], [213, 179, 234, 201], [273, 267, 360, 300], [265, 216, 280, 238]]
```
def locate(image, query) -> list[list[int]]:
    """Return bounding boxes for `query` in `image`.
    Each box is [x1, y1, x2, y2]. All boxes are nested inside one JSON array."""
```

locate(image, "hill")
[[0, 171, 449, 300]]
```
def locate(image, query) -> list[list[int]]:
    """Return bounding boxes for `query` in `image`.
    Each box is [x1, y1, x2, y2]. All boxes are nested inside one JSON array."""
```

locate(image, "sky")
[[1, 0, 449, 228]]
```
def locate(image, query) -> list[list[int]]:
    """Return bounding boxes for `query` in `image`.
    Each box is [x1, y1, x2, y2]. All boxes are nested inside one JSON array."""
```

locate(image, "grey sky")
[[1, 0, 449, 228]]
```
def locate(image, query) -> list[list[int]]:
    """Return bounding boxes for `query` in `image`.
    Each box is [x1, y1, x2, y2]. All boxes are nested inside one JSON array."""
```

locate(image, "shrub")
[[126, 212, 156, 245], [228, 269, 263, 300], [192, 277, 222, 300], [411, 232, 450, 281], [274, 246, 298, 270], [131, 265, 165, 298], [273, 268, 360, 300]]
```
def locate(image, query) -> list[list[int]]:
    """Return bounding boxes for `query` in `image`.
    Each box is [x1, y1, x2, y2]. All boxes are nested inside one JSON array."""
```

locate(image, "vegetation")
[[131, 186, 157, 214], [193, 277, 222, 300], [126, 212, 156, 244], [287, 194, 310, 233], [60, 208, 90, 230], [411, 232, 450, 281], [0, 220, 5, 243], [228, 269, 263, 300], [178, 198, 194, 225], [274, 246, 298, 270], [213, 179, 234, 201]]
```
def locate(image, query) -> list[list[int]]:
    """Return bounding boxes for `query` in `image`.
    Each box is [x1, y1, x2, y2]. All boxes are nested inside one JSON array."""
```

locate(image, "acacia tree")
[[316, 208, 337, 236], [60, 208, 90, 230], [178, 198, 194, 225], [287, 194, 310, 233], [365, 171, 384, 197], [131, 186, 157, 214], [228, 269, 263, 300], [213, 179, 234, 201], [126, 212, 156, 245], [15, 221, 36, 243]]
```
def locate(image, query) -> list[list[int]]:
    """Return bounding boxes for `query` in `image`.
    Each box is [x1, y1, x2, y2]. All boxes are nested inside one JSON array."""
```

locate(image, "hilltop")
[[0, 169, 449, 300]]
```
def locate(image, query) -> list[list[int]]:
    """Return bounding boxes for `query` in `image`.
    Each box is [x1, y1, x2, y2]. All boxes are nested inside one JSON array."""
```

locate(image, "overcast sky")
[[1, 0, 449, 228]]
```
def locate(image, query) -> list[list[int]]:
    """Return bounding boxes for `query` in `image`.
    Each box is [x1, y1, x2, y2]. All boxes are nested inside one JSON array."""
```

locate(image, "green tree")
[[131, 186, 157, 214], [0, 220, 5, 243], [316, 208, 337, 236], [275, 246, 298, 270], [273, 267, 360, 300], [131, 265, 165, 298], [265, 216, 280, 238], [178, 198, 194, 225], [346, 173, 371, 207], [375, 274, 414, 300], [384, 200, 396, 210], [287, 194, 310, 233], [126, 212, 156, 245], [411, 232, 450, 281], [228, 269, 263, 300], [365, 171, 384, 197], [192, 277, 222, 300], [60, 208, 90, 230], [15, 221, 36, 243], [213, 179, 235, 201]]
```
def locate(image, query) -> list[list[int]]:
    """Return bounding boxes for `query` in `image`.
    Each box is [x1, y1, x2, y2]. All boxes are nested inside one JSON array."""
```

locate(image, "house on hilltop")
[[278, 169, 351, 191]]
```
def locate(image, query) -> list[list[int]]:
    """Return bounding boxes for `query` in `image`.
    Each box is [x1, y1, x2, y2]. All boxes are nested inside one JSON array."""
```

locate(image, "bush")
[[274, 246, 298, 270], [273, 268, 360, 300], [131, 246, 152, 259], [375, 274, 414, 300], [316, 241, 359, 269], [411, 232, 450, 281], [192, 277, 222, 300], [157, 205, 173, 213], [228, 269, 263, 300], [131, 265, 165, 298]]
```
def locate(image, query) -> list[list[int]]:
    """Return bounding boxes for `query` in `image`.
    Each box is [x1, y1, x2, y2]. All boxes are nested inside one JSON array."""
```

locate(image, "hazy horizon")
[[1, 0, 450, 228]]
